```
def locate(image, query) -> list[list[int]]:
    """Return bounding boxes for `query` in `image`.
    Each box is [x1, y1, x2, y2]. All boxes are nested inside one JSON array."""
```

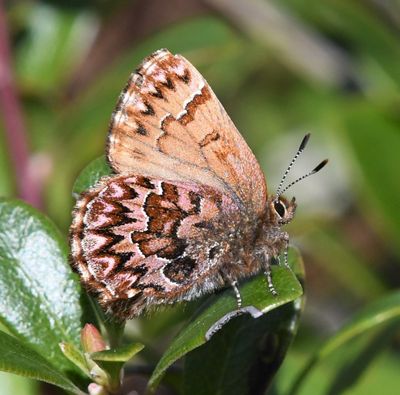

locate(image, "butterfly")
[[70, 49, 327, 320]]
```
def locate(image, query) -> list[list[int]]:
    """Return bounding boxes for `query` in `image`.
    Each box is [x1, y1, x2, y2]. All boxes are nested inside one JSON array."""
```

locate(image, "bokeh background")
[[1, 0, 399, 394]]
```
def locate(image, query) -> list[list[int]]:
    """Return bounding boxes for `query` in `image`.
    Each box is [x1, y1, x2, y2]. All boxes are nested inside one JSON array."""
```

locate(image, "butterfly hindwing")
[[70, 174, 243, 318]]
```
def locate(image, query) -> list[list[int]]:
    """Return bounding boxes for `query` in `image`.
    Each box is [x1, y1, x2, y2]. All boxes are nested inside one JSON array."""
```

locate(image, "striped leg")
[[283, 233, 290, 268], [264, 266, 278, 296], [230, 280, 242, 309]]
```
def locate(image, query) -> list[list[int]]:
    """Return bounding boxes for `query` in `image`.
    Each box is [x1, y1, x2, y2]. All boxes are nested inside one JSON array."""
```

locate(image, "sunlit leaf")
[[0, 330, 84, 394], [0, 199, 83, 374], [59, 342, 90, 378], [91, 342, 144, 363]]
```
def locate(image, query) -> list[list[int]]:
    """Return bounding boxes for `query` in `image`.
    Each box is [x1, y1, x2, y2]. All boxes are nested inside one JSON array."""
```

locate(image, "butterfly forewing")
[[107, 49, 267, 216]]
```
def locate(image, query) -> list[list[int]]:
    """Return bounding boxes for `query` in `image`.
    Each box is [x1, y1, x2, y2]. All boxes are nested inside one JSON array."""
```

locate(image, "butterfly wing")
[[107, 49, 267, 216], [70, 175, 248, 318]]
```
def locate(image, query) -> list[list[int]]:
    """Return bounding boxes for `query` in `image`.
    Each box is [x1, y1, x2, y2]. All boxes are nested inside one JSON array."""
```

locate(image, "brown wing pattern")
[[107, 49, 267, 216], [70, 175, 243, 318]]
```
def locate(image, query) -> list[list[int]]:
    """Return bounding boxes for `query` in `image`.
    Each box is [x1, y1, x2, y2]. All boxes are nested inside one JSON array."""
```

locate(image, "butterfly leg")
[[276, 231, 290, 268], [283, 232, 290, 269], [264, 265, 278, 296], [230, 280, 242, 309], [257, 250, 278, 296]]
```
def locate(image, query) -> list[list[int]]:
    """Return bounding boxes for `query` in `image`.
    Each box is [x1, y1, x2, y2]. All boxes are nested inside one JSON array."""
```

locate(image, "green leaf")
[[72, 156, 113, 197], [343, 107, 400, 247], [90, 343, 144, 392], [0, 330, 84, 394], [0, 371, 39, 395], [16, 3, 98, 95], [91, 342, 145, 362], [0, 199, 83, 374], [288, 290, 400, 395], [182, 252, 305, 395], [326, 322, 400, 395], [148, 248, 303, 392], [59, 342, 90, 377]]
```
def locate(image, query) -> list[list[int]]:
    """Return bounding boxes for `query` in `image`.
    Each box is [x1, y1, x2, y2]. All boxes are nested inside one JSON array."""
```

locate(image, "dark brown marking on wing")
[[136, 123, 147, 136], [194, 221, 214, 230], [160, 114, 174, 130], [141, 102, 155, 116], [136, 282, 164, 292], [178, 69, 191, 84], [189, 191, 202, 214], [179, 85, 212, 126], [150, 87, 164, 99], [135, 176, 156, 189], [200, 130, 220, 147], [163, 256, 196, 284], [208, 246, 219, 259], [162, 77, 175, 90]]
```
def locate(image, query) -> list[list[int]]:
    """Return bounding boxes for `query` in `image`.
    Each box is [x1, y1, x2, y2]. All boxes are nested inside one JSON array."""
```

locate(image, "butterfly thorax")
[[204, 194, 297, 287]]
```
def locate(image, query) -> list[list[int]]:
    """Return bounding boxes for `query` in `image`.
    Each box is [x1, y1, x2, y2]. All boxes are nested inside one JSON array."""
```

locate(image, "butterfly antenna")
[[277, 159, 328, 198], [275, 133, 311, 198]]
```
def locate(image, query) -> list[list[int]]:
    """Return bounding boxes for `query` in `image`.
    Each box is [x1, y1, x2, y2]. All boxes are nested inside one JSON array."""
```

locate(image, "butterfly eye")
[[274, 200, 286, 218]]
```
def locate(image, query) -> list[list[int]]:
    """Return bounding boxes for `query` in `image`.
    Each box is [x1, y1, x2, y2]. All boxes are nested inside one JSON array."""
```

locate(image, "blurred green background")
[[0, 0, 399, 394]]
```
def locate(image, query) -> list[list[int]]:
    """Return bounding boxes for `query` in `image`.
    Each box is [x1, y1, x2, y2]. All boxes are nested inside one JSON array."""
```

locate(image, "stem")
[[107, 320, 126, 350], [0, 1, 42, 208], [87, 296, 125, 349]]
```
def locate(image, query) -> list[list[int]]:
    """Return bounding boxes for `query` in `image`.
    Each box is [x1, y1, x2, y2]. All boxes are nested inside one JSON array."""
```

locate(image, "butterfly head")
[[268, 196, 297, 225], [267, 133, 328, 227]]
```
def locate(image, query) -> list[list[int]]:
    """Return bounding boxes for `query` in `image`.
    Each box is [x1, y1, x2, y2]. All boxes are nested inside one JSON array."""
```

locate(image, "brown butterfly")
[[70, 49, 327, 320]]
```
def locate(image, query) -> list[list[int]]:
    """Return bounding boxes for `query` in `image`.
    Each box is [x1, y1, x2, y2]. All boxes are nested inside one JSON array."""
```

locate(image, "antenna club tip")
[[313, 159, 329, 173], [299, 133, 311, 151]]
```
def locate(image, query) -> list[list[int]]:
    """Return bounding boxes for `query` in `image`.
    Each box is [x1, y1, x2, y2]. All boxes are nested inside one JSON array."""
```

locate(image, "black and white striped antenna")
[[275, 133, 311, 198], [275, 133, 328, 199], [277, 159, 328, 198]]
